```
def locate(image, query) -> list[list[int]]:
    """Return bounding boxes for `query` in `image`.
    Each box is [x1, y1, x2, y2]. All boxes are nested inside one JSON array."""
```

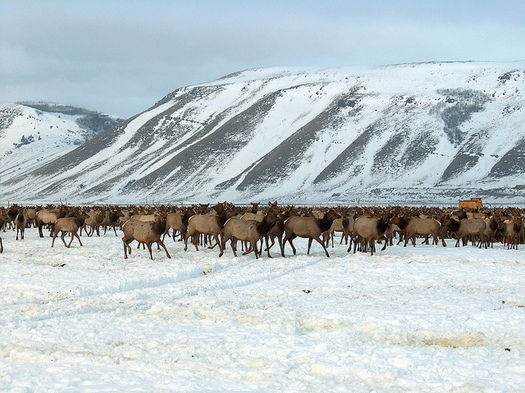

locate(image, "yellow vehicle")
[[458, 197, 483, 210]]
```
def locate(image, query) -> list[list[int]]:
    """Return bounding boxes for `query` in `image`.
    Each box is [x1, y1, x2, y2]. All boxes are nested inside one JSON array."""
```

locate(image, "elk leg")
[[184, 233, 190, 251], [313, 237, 330, 258], [61, 232, 69, 248], [208, 235, 219, 249], [67, 232, 75, 248], [307, 238, 313, 254], [219, 234, 228, 257], [192, 233, 200, 251], [123, 236, 133, 258], [288, 235, 297, 255], [265, 236, 273, 258], [51, 230, 59, 247], [72, 231, 83, 247], [157, 240, 171, 258], [265, 236, 275, 252], [209, 234, 221, 250], [231, 239, 238, 257], [280, 233, 288, 257], [146, 242, 154, 259], [352, 235, 361, 253], [38, 221, 44, 238]]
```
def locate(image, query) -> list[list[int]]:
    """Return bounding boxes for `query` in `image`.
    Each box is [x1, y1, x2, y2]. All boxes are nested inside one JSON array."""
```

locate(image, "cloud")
[[1, 0, 524, 117]]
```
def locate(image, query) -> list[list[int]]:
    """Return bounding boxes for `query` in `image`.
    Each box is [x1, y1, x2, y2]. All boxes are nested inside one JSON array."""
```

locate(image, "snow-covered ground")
[[1, 227, 525, 392]]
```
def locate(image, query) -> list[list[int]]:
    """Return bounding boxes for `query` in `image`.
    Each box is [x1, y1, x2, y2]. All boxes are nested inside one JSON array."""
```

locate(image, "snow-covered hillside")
[[0, 103, 122, 185], [1, 62, 524, 205]]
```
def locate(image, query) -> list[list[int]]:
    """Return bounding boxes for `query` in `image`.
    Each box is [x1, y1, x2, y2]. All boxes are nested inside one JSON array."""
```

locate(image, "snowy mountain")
[[0, 102, 123, 190], [1, 61, 525, 205]]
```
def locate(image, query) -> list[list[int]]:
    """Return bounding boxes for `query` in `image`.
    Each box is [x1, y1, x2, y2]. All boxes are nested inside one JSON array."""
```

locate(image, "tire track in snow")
[[1, 248, 329, 326]]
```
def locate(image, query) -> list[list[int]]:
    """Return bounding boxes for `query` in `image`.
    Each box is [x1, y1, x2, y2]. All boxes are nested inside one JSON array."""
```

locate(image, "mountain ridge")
[[1, 61, 525, 205], [0, 103, 123, 189]]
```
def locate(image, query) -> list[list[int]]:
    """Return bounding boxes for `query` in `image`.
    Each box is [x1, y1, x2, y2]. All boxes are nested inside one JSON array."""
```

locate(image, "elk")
[[502, 218, 521, 249], [444, 216, 487, 247], [482, 216, 499, 248], [281, 209, 340, 257], [100, 208, 124, 236], [51, 211, 88, 248], [403, 216, 446, 247], [81, 209, 104, 236], [240, 212, 264, 222], [220, 213, 277, 259], [323, 215, 354, 247], [162, 208, 195, 242], [263, 207, 298, 258], [25, 207, 37, 227], [5, 205, 19, 230], [184, 204, 239, 253], [0, 211, 7, 232], [36, 206, 67, 237], [15, 209, 28, 240], [122, 215, 171, 259], [350, 214, 390, 255], [457, 218, 488, 247]]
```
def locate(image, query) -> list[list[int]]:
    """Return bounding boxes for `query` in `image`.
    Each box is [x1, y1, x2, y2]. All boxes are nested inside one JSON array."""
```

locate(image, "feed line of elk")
[[2, 203, 525, 258]]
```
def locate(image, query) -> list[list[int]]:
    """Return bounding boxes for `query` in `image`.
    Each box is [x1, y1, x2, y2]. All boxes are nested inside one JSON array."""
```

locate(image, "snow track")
[[1, 228, 525, 392]]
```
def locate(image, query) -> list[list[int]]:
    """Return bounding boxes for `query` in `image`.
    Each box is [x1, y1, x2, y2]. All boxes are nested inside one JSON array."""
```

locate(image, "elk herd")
[[1, 202, 525, 259]]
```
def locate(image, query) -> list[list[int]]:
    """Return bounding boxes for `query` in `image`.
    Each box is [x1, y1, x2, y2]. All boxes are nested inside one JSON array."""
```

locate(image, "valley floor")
[[1, 228, 525, 392]]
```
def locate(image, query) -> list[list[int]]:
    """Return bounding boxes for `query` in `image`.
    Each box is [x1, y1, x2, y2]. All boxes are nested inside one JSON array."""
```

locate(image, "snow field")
[[1, 227, 525, 392]]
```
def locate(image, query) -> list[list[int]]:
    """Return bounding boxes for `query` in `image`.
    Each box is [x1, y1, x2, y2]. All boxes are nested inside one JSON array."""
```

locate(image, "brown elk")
[[25, 207, 37, 227], [323, 215, 354, 247], [482, 216, 499, 248], [350, 214, 390, 255], [51, 211, 89, 248], [122, 215, 171, 259], [240, 212, 264, 222], [36, 206, 67, 237], [458, 218, 488, 247], [443, 216, 487, 247], [220, 213, 277, 259], [100, 208, 124, 236], [162, 208, 195, 243], [281, 209, 340, 257], [5, 205, 19, 230], [403, 216, 446, 247], [502, 218, 521, 249], [15, 209, 28, 240], [81, 209, 104, 236], [184, 204, 239, 253], [0, 210, 7, 231], [263, 207, 298, 258], [219, 218, 261, 258]]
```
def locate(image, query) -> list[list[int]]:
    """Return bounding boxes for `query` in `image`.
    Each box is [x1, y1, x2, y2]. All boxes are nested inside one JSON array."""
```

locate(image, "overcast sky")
[[1, 0, 524, 118]]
